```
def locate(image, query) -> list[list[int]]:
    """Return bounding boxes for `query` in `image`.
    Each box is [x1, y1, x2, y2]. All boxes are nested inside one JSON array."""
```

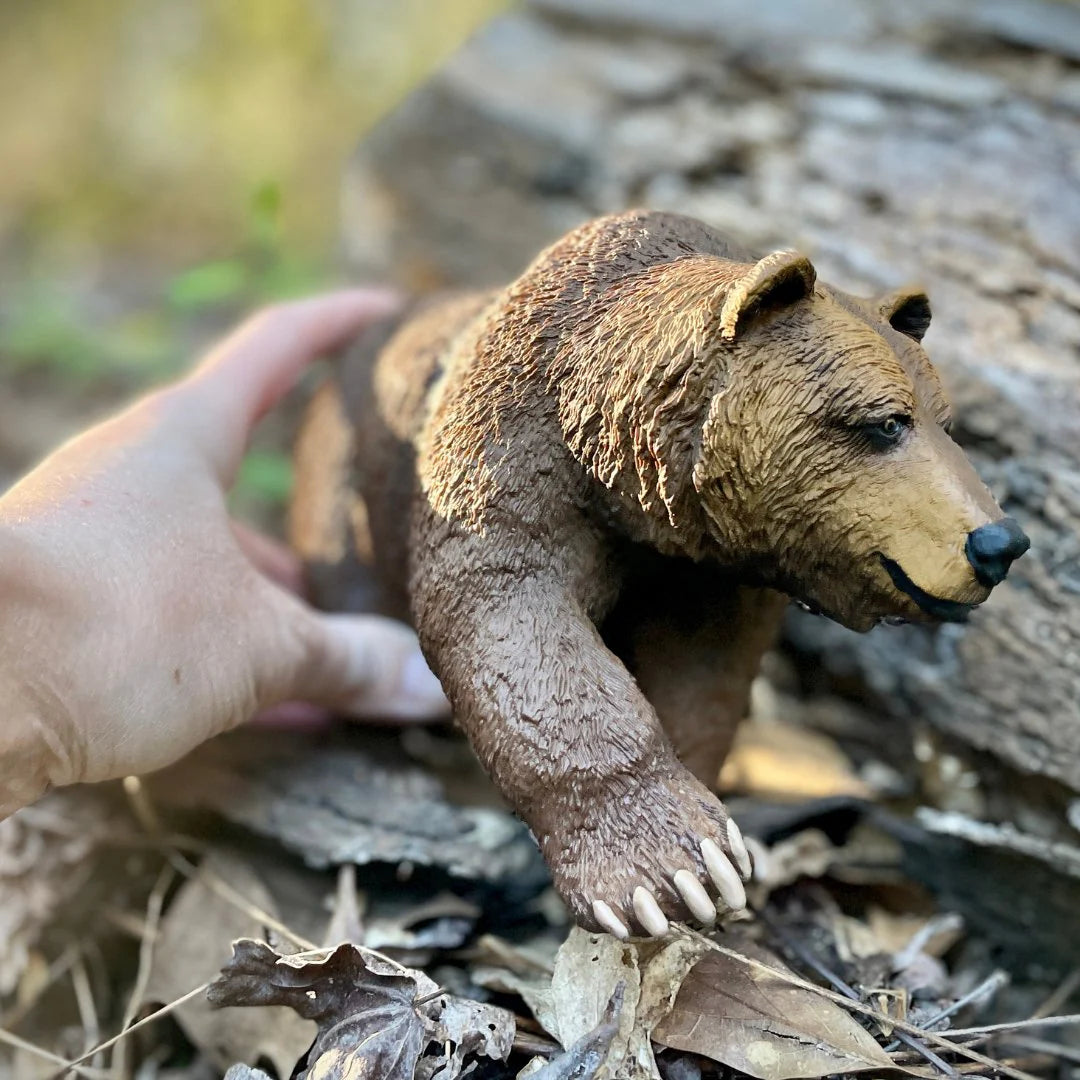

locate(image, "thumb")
[[256, 592, 450, 721], [182, 289, 402, 485]]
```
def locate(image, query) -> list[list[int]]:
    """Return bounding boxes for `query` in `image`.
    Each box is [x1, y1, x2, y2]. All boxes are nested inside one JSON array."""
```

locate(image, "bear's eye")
[[859, 414, 910, 451]]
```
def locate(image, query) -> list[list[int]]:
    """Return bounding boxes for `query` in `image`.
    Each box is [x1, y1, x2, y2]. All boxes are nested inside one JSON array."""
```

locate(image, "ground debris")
[[653, 939, 893, 1079], [520, 984, 623, 1080], [147, 728, 547, 890], [144, 852, 317, 1077], [208, 938, 514, 1080]]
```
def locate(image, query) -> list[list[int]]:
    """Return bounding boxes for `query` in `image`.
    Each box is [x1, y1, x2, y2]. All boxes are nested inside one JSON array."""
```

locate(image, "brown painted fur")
[[291, 210, 1011, 935]]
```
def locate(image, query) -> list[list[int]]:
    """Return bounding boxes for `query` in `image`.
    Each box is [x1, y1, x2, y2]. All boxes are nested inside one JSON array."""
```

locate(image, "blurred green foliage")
[[2, 180, 330, 389], [0, 1, 508, 513]]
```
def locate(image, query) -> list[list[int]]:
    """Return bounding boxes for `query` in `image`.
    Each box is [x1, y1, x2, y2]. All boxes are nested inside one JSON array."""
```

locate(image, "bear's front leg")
[[410, 512, 752, 938]]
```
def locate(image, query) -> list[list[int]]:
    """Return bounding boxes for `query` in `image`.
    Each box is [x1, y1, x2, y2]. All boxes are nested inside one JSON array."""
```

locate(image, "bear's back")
[[514, 210, 758, 307]]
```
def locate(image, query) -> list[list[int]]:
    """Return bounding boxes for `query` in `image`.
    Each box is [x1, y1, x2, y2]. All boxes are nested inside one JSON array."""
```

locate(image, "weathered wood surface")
[[340, 0, 1080, 839]]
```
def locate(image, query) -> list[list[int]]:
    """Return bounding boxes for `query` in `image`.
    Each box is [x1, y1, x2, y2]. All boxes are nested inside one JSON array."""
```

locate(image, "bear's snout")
[[965, 517, 1031, 587]]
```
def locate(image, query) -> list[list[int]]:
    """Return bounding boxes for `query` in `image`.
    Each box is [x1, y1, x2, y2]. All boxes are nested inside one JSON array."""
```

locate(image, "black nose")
[[965, 517, 1030, 587]]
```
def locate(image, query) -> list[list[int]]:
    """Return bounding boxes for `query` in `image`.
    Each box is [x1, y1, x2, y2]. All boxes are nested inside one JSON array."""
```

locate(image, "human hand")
[[0, 291, 449, 819]]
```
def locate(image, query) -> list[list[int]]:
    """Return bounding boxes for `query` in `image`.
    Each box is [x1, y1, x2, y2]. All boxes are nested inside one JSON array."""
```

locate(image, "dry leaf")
[[417, 992, 516, 1080], [720, 714, 870, 801], [526, 926, 709, 1080], [755, 829, 836, 892], [209, 939, 435, 1080], [524, 983, 624, 1080], [653, 942, 893, 1080], [145, 852, 315, 1077], [364, 891, 481, 956], [209, 938, 514, 1080]]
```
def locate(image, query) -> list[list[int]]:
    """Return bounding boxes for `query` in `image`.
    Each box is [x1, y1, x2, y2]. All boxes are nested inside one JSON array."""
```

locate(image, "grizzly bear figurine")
[[290, 210, 1030, 939]]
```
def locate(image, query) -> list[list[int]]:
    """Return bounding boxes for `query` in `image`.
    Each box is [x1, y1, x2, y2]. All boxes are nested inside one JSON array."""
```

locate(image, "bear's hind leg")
[[289, 378, 388, 615], [617, 570, 788, 789]]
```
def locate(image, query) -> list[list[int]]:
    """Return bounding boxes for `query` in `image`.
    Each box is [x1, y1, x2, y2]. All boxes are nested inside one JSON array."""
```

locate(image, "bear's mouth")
[[878, 555, 976, 623]]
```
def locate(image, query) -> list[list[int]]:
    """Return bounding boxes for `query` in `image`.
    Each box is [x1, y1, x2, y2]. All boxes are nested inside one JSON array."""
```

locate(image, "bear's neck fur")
[[551, 254, 748, 560]]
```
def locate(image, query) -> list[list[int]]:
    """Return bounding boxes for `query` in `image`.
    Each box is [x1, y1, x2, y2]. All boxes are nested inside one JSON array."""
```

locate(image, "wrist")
[[0, 521, 63, 818]]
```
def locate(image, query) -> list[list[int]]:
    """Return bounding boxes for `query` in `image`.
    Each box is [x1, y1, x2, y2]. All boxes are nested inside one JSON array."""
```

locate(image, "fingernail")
[[400, 649, 448, 711]]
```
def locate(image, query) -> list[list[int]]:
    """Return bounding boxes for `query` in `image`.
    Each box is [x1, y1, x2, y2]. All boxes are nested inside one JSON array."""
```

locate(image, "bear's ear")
[[719, 250, 817, 341], [879, 287, 932, 342]]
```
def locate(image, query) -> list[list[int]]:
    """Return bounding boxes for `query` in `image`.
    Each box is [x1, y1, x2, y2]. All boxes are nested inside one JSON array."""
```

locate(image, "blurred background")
[[0, 0, 506, 516]]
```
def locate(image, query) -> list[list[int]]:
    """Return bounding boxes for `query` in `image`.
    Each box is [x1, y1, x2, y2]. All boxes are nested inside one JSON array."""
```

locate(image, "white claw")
[[632, 886, 670, 937], [727, 818, 753, 881], [674, 869, 716, 924], [701, 838, 747, 912], [592, 900, 630, 940]]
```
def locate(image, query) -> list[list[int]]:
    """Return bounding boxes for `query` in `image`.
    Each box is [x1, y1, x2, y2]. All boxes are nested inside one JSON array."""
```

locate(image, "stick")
[[676, 927, 1043, 1080], [0, 1027, 104, 1078], [0, 944, 81, 1029], [164, 849, 317, 951], [945, 1014, 1080, 1037], [111, 863, 176, 1077], [885, 970, 1009, 1052], [1030, 968, 1080, 1021], [54, 981, 211, 1076], [995, 1036, 1080, 1067], [762, 912, 958, 1077], [70, 954, 101, 1063]]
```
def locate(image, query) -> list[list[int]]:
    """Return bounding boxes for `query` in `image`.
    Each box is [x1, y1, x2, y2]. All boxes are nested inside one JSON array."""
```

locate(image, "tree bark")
[[337, 0, 1080, 949]]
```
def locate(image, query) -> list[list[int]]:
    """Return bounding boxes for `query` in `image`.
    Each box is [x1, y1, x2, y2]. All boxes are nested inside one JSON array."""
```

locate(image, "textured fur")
[[291, 210, 1013, 933]]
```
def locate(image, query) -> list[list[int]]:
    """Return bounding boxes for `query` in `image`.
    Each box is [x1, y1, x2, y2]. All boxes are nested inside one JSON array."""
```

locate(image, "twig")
[[123, 776, 317, 952], [70, 953, 101, 1063], [415, 987, 450, 1007], [0, 944, 81, 1028], [0, 1026, 104, 1078], [885, 970, 1009, 1052], [52, 981, 211, 1077], [945, 1014, 1080, 1037], [762, 911, 958, 1077], [111, 863, 176, 1077], [676, 926, 1043, 1080], [994, 1035, 1080, 1066], [1030, 968, 1080, 1021], [165, 849, 317, 951]]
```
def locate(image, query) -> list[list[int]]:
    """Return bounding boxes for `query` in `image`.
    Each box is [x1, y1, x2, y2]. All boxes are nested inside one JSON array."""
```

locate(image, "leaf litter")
[[207, 938, 514, 1080], [3, 725, 1080, 1079]]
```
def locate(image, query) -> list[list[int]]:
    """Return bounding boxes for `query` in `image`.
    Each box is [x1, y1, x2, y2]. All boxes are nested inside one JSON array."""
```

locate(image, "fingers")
[[181, 289, 401, 483], [255, 590, 450, 723]]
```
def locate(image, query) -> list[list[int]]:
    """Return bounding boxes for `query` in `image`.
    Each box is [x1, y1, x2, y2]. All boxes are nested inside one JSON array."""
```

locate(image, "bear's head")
[[690, 251, 1029, 630], [559, 242, 1030, 631]]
